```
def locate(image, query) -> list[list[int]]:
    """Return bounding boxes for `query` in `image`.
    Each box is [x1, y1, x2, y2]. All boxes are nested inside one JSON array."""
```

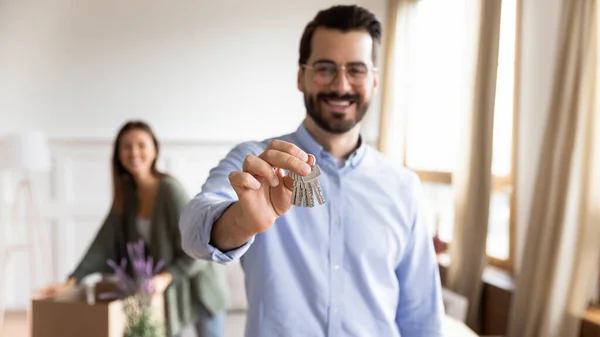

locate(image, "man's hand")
[[229, 140, 315, 235], [210, 140, 314, 252], [228, 140, 314, 234]]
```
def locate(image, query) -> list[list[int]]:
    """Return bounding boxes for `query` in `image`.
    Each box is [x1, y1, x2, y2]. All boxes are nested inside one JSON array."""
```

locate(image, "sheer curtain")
[[506, 1, 600, 336], [444, 0, 502, 330], [377, 0, 414, 163]]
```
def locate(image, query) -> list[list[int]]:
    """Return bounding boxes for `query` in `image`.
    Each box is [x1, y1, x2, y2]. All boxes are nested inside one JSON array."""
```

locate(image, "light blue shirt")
[[179, 123, 445, 337]]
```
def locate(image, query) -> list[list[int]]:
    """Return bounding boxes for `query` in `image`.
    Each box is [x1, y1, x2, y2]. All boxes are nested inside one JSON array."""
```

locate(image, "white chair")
[[0, 131, 53, 329], [442, 287, 469, 323]]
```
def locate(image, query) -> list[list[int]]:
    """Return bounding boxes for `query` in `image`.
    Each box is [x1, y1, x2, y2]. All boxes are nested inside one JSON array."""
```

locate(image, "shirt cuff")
[[208, 235, 255, 263], [200, 200, 255, 264]]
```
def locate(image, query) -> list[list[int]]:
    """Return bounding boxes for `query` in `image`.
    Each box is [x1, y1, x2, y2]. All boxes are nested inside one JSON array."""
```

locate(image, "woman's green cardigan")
[[69, 175, 229, 336]]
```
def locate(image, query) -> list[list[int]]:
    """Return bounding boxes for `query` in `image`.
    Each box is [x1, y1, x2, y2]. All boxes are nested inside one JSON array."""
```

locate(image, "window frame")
[[407, 168, 516, 271]]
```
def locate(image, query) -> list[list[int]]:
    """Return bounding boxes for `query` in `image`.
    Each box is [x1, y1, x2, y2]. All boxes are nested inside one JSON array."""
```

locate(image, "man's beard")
[[304, 91, 370, 134]]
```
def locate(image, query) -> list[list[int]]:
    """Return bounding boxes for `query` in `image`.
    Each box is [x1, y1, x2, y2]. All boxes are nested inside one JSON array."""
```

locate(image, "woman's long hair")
[[111, 120, 166, 214]]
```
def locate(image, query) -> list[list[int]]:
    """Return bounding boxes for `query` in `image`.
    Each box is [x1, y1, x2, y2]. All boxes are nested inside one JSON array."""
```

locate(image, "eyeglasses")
[[302, 61, 377, 86]]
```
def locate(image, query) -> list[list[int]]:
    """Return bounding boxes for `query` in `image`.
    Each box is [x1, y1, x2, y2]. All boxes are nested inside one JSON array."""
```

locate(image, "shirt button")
[[333, 307, 339, 313], [334, 264, 340, 270]]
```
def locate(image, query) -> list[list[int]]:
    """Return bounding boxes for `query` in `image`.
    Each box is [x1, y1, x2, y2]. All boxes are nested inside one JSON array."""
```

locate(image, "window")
[[399, 0, 517, 269]]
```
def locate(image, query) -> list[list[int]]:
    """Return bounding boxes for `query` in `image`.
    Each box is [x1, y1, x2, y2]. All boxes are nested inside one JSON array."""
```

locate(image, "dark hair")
[[298, 5, 382, 66], [111, 120, 166, 213]]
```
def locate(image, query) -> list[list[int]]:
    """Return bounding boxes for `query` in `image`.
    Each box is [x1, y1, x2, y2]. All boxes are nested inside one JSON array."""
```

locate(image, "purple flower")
[[100, 239, 165, 304]]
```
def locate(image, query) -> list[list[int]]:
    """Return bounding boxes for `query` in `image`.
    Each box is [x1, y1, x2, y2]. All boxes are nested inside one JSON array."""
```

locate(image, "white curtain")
[[377, 0, 415, 162], [506, 0, 600, 336]]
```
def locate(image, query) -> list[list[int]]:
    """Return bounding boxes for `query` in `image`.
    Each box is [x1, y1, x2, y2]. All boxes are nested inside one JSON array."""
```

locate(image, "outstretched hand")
[[228, 140, 314, 234]]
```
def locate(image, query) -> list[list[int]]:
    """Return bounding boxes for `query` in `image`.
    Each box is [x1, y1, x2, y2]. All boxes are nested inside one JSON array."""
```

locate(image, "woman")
[[36, 121, 229, 337]]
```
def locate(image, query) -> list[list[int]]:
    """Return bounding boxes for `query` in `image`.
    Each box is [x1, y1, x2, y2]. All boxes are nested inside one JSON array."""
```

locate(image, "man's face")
[[298, 28, 378, 134]]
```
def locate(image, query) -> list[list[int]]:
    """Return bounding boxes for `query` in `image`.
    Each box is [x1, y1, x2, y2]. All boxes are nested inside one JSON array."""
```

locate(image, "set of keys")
[[289, 164, 326, 207]]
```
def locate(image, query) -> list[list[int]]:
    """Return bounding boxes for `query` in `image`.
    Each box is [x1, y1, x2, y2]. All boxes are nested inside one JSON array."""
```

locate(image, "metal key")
[[289, 165, 326, 207], [296, 178, 306, 207], [290, 172, 305, 207], [304, 178, 315, 207], [302, 165, 326, 205], [290, 172, 300, 206], [290, 171, 297, 205]]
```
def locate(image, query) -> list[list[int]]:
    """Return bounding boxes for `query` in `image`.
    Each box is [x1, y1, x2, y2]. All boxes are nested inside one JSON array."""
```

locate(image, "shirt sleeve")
[[179, 141, 263, 264], [395, 173, 445, 337]]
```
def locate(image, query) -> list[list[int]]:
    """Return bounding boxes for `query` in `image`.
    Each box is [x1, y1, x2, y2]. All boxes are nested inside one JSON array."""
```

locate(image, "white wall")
[[0, 0, 388, 311], [0, 0, 568, 310], [0, 0, 386, 143]]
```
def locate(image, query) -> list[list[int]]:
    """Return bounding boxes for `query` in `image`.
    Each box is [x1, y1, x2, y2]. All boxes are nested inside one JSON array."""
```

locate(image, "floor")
[[1, 311, 247, 337], [2, 312, 25, 337], [3, 310, 479, 337]]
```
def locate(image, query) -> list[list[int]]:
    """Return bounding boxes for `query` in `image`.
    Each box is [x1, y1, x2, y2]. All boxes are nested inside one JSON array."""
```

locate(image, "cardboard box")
[[31, 282, 164, 337]]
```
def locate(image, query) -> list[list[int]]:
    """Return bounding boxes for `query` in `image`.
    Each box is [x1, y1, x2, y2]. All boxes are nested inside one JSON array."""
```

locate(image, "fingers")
[[33, 285, 63, 299], [259, 150, 311, 176], [233, 141, 315, 193], [32, 289, 48, 299], [261, 140, 311, 176], [32, 291, 47, 300], [229, 171, 262, 190], [242, 155, 280, 186], [266, 140, 309, 162]]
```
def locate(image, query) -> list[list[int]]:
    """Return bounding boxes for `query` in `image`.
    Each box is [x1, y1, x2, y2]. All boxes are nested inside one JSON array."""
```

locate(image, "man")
[[179, 5, 445, 337]]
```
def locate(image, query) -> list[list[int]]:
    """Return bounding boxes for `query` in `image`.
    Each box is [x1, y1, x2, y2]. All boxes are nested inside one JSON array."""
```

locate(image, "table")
[[444, 315, 479, 337]]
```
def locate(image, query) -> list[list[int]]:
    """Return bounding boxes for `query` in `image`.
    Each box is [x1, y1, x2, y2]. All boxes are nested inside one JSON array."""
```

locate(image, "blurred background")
[[1, 0, 599, 337]]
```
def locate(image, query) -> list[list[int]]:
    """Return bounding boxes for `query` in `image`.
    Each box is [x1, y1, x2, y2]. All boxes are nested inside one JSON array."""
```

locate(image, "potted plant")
[[99, 239, 165, 337]]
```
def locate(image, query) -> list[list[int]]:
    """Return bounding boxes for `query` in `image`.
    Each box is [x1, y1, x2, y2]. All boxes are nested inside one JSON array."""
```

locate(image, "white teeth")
[[328, 100, 351, 107]]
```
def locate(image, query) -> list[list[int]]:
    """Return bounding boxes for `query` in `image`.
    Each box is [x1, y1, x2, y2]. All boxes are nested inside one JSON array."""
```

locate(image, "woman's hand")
[[33, 277, 76, 299], [151, 272, 172, 294]]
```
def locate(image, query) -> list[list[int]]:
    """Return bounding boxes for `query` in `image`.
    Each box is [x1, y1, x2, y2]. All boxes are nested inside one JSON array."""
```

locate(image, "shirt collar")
[[294, 122, 367, 169]]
